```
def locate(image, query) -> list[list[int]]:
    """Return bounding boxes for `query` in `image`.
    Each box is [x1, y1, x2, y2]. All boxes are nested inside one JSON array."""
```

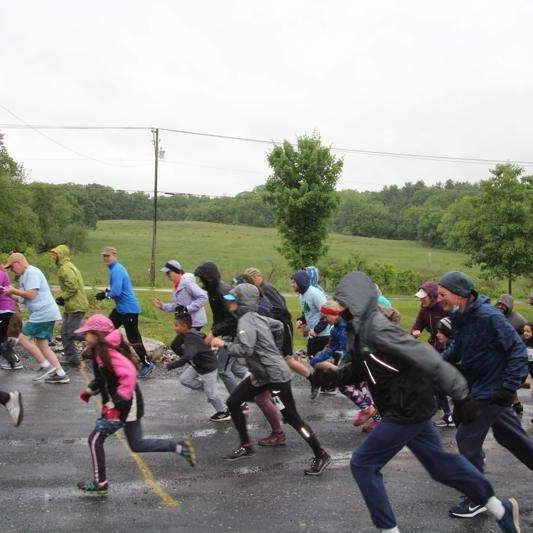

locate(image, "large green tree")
[[451, 164, 533, 293], [264, 134, 343, 269]]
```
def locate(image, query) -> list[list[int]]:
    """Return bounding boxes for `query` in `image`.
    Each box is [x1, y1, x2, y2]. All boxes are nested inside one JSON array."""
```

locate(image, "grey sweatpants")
[[179, 366, 227, 413], [61, 312, 85, 364]]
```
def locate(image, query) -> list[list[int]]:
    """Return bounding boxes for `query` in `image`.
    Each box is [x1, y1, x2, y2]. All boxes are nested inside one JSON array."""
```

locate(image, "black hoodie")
[[194, 262, 237, 337], [332, 272, 468, 424]]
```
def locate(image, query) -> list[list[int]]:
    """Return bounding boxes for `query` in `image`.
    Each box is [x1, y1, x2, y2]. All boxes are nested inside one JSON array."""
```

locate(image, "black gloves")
[[55, 296, 65, 306], [166, 359, 183, 371], [308, 368, 337, 389], [490, 388, 515, 407], [95, 290, 108, 301], [452, 397, 483, 425]]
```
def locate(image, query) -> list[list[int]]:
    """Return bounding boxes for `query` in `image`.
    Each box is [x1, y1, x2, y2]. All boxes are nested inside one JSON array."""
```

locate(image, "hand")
[[102, 405, 121, 420], [95, 290, 107, 301], [55, 296, 65, 306], [79, 390, 92, 403], [489, 388, 515, 407], [210, 337, 225, 348], [296, 320, 304, 329], [452, 397, 483, 425], [204, 332, 214, 344], [412, 330, 421, 338], [152, 298, 163, 308], [3, 286, 15, 296], [308, 329, 317, 338]]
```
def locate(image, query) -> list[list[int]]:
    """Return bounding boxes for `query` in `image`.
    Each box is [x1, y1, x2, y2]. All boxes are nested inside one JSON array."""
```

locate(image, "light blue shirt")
[[19, 265, 62, 323], [299, 285, 331, 337]]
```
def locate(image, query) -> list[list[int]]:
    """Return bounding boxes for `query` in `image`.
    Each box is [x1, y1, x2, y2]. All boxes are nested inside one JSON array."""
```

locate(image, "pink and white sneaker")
[[352, 405, 376, 427]]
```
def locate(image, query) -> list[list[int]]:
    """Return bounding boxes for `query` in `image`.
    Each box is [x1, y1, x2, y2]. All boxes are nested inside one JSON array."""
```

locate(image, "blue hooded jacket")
[[442, 293, 527, 399], [309, 318, 347, 367]]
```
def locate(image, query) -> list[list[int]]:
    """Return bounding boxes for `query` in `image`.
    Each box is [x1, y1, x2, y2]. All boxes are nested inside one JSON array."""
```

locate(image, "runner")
[[50, 245, 89, 368], [437, 271, 533, 519], [96, 247, 155, 378], [433, 317, 455, 427], [411, 281, 446, 350], [310, 271, 521, 532], [0, 390, 23, 426], [210, 283, 331, 475], [2, 253, 69, 383], [0, 266, 23, 370], [166, 311, 229, 421], [75, 314, 196, 494]]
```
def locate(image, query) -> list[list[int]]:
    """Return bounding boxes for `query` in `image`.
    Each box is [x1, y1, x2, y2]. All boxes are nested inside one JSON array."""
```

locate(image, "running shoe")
[[304, 451, 331, 476], [320, 386, 337, 395], [224, 445, 255, 460], [77, 480, 108, 495], [310, 384, 320, 400], [4, 391, 23, 426], [44, 372, 70, 384], [449, 496, 487, 518], [497, 498, 521, 532], [210, 411, 231, 422], [435, 413, 455, 427], [32, 366, 56, 381], [352, 405, 376, 427], [258, 432, 287, 446], [0, 359, 23, 370], [139, 361, 156, 378], [362, 418, 380, 432], [179, 436, 197, 467]]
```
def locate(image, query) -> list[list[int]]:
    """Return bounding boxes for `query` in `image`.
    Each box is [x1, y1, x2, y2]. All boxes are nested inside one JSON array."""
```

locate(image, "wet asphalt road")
[[1, 354, 533, 533]]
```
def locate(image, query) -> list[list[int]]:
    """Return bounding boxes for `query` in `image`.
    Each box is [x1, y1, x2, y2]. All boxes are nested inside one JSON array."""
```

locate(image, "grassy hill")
[[73, 220, 484, 292]]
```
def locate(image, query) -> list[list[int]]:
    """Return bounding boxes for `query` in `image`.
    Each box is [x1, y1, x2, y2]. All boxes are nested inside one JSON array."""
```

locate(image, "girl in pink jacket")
[[75, 314, 196, 494]]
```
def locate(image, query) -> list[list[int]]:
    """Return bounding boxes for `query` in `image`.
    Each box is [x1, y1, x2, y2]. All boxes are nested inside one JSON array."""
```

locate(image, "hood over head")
[[292, 270, 311, 294], [416, 281, 438, 300], [194, 261, 221, 289], [334, 271, 378, 334], [228, 283, 259, 316], [50, 244, 71, 263], [496, 293, 514, 314]]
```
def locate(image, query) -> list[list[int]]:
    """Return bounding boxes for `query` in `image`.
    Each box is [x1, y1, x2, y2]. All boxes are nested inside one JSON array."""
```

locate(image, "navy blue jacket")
[[442, 294, 528, 399]]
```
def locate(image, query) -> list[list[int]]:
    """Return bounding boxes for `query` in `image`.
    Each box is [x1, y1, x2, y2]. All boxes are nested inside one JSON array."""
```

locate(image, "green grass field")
[[68, 220, 514, 293]]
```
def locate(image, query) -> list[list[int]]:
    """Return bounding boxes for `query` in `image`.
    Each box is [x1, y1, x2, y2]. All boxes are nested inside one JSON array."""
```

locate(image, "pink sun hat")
[[75, 314, 115, 334]]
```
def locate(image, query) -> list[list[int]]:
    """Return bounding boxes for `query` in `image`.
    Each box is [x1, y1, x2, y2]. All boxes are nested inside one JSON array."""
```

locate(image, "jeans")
[[88, 418, 178, 485], [456, 401, 533, 473], [217, 346, 249, 393], [179, 366, 227, 413], [109, 309, 148, 365], [61, 312, 85, 364], [227, 376, 323, 456], [350, 418, 494, 529]]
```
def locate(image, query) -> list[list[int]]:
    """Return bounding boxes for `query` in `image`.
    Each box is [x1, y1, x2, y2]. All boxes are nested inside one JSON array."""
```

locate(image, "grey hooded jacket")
[[496, 294, 527, 334], [334, 272, 468, 424], [224, 283, 291, 386]]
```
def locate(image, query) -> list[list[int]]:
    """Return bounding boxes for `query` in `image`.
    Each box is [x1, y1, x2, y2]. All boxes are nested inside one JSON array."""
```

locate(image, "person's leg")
[[17, 334, 46, 365], [217, 347, 241, 394], [230, 357, 249, 380], [122, 314, 149, 365], [350, 419, 421, 530], [408, 420, 494, 505], [254, 389, 283, 434], [200, 369, 227, 413], [491, 407, 533, 470], [179, 366, 204, 391], [108, 308, 123, 329], [0, 312, 10, 343], [340, 384, 372, 409], [88, 427, 110, 486], [61, 312, 84, 365], [170, 333, 184, 358], [124, 420, 178, 453], [226, 376, 263, 445], [35, 338, 65, 373]]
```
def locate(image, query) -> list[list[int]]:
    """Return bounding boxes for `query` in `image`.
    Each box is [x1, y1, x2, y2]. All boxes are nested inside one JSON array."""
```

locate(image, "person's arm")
[[266, 317, 284, 350], [4, 269, 39, 299], [59, 266, 79, 300], [309, 344, 334, 367], [110, 351, 137, 400], [221, 318, 256, 358], [184, 281, 208, 314], [107, 266, 123, 300], [411, 308, 425, 336], [372, 316, 468, 401], [167, 338, 196, 370], [492, 313, 528, 392]]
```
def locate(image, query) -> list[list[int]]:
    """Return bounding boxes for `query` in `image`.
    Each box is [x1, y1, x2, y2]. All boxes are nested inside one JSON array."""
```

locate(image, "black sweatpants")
[[109, 309, 149, 365], [227, 376, 323, 456], [306, 335, 330, 357]]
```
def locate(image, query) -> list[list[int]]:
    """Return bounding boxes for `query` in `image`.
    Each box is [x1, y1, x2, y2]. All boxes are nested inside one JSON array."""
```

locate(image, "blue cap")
[[223, 294, 237, 302]]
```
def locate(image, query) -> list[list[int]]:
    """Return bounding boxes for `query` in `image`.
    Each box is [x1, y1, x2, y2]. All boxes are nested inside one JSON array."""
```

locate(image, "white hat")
[[415, 288, 429, 299]]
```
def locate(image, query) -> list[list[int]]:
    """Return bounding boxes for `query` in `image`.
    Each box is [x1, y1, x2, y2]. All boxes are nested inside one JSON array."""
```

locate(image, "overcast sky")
[[1, 1, 532, 196]]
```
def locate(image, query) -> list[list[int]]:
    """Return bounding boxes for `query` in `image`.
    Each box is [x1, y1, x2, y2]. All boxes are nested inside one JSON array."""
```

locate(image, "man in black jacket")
[[194, 262, 248, 396], [310, 272, 520, 533]]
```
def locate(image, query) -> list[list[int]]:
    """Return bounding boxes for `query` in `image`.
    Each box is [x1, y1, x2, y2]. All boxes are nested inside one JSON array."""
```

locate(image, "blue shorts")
[[22, 321, 56, 340]]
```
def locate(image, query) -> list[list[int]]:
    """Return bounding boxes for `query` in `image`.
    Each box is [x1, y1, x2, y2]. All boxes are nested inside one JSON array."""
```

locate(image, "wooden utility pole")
[[149, 128, 159, 287]]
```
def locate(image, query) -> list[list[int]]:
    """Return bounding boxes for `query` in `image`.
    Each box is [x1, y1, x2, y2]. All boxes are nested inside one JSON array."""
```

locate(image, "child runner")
[[166, 311, 229, 421], [310, 271, 521, 533], [433, 317, 455, 427], [309, 300, 382, 432], [75, 314, 196, 494], [0, 267, 23, 370], [0, 390, 23, 426], [523, 322, 533, 423], [210, 283, 331, 475]]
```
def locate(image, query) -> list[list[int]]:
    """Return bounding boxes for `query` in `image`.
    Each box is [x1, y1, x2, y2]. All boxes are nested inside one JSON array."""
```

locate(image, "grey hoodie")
[[225, 283, 291, 386], [496, 294, 527, 334]]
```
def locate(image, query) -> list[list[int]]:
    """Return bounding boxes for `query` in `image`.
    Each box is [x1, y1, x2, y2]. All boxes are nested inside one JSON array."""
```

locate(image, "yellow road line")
[[79, 363, 180, 507]]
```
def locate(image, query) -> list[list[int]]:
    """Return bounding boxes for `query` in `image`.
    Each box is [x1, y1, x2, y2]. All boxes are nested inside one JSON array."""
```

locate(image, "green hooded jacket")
[[50, 245, 89, 313]]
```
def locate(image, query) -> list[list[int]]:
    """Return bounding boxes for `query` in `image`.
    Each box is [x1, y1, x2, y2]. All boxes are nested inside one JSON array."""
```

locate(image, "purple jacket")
[[161, 273, 208, 328], [0, 270, 18, 313]]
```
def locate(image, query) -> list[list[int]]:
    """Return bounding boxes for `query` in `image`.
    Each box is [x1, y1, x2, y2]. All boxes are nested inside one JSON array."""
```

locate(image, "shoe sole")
[[224, 454, 255, 461], [509, 498, 520, 533], [449, 506, 487, 518], [45, 379, 70, 384], [210, 417, 232, 422], [304, 456, 331, 476], [32, 367, 56, 381], [77, 487, 108, 496], [0, 366, 24, 370], [258, 441, 287, 447]]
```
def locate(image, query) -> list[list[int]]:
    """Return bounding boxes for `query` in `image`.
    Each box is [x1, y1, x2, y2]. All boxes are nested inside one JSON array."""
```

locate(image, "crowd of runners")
[[1, 244, 533, 532]]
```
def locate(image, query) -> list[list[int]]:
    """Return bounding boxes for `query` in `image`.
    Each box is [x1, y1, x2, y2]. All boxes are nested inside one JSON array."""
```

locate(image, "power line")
[[2, 121, 533, 167]]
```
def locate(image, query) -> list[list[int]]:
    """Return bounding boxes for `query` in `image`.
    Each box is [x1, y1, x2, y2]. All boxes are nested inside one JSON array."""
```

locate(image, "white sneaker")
[[32, 366, 56, 381], [0, 360, 24, 370], [5, 391, 23, 426]]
